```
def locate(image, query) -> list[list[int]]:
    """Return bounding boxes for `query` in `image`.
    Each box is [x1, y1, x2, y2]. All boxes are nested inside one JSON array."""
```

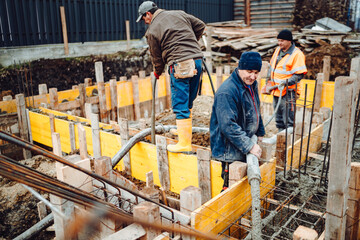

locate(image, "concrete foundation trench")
[[0, 59, 360, 240]]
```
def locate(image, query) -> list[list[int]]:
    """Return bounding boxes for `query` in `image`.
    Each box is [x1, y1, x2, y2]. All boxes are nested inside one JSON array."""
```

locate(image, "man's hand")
[[250, 143, 262, 159], [154, 72, 160, 79]]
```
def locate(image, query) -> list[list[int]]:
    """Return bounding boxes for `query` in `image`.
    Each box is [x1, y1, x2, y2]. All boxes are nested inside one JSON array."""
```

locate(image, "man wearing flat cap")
[[268, 29, 307, 132], [136, 1, 206, 154], [210, 52, 265, 191]]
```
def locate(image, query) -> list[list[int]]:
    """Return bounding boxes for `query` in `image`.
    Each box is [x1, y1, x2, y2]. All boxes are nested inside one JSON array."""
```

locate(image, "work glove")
[[154, 72, 160, 79]]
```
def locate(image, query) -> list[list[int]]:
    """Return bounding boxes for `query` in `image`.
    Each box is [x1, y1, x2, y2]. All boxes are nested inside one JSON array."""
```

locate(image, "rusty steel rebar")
[[298, 84, 308, 180]]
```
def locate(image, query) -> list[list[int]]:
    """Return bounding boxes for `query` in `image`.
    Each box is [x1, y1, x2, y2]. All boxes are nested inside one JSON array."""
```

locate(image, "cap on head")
[[136, 1, 157, 22], [238, 52, 262, 72], [277, 29, 293, 41]]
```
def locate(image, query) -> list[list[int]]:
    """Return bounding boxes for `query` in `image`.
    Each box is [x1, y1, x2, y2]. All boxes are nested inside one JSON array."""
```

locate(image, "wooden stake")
[[15, 94, 31, 159], [197, 149, 212, 204], [119, 118, 131, 175], [131, 75, 141, 120], [346, 163, 360, 239], [78, 83, 86, 117], [110, 79, 118, 122], [49, 88, 59, 110], [325, 76, 355, 240], [146, 171, 154, 188], [224, 65, 231, 75], [323, 56, 331, 82], [77, 124, 88, 160], [245, 0, 251, 26], [126, 20, 131, 50], [26, 109, 33, 143], [91, 113, 101, 159], [85, 103, 92, 120], [314, 73, 324, 112], [60, 6, 69, 55], [84, 78, 92, 87], [95, 62, 109, 124], [69, 122, 76, 153], [156, 135, 170, 191]]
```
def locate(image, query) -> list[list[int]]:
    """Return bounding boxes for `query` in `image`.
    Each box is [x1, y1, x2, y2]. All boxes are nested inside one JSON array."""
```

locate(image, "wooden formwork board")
[[259, 78, 335, 109], [286, 124, 323, 169], [191, 158, 276, 235], [29, 109, 224, 196]]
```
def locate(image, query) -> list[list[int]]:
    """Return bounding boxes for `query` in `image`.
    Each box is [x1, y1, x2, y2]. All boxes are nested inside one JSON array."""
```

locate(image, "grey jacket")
[[145, 9, 205, 76]]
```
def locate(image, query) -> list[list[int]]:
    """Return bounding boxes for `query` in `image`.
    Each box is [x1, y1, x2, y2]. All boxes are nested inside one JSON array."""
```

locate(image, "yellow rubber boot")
[[170, 109, 192, 136], [167, 118, 193, 153]]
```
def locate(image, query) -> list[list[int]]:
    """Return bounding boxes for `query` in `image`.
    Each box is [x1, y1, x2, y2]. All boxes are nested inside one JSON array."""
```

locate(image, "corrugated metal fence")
[[0, 0, 233, 47], [234, 0, 294, 29]]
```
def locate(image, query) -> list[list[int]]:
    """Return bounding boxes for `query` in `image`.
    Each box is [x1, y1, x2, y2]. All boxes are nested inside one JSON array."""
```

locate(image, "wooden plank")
[[95, 61, 109, 124], [191, 158, 276, 235], [346, 163, 360, 239], [146, 171, 154, 188], [69, 122, 76, 153], [49, 88, 59, 110], [156, 135, 170, 191], [78, 123, 88, 160], [126, 20, 130, 50], [78, 83, 86, 117], [131, 75, 141, 120], [216, 66, 223, 90], [119, 118, 131, 175], [325, 76, 355, 240], [60, 6, 69, 55], [197, 149, 212, 204], [16, 94, 31, 159], [110, 79, 118, 122], [91, 113, 101, 159], [323, 56, 331, 82], [314, 73, 324, 112]]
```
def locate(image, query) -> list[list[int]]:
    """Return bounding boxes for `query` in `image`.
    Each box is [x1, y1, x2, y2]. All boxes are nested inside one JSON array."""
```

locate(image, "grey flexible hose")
[[111, 125, 209, 167]]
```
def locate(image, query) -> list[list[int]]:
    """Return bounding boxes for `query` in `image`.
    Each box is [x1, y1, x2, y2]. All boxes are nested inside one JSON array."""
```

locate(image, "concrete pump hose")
[[246, 135, 262, 240], [111, 125, 209, 168]]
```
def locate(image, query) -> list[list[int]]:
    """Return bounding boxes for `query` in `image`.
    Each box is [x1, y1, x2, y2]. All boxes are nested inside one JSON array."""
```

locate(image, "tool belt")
[[173, 59, 197, 79]]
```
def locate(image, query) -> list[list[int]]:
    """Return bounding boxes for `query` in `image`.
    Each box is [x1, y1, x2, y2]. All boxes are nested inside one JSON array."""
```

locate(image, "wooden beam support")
[[15, 94, 31, 159], [78, 83, 86, 117], [346, 163, 360, 239], [110, 79, 118, 122], [91, 113, 101, 159], [197, 149, 212, 204], [325, 76, 355, 240], [77, 124, 88, 160], [314, 73, 324, 112], [131, 75, 141, 120], [119, 118, 131, 175], [60, 6, 69, 55], [156, 135, 170, 191], [323, 56, 331, 82], [95, 61, 109, 124]]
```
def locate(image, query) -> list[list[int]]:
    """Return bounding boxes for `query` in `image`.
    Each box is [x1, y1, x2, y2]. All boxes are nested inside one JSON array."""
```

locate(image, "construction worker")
[[210, 52, 265, 191], [269, 29, 307, 132], [136, 1, 205, 153]]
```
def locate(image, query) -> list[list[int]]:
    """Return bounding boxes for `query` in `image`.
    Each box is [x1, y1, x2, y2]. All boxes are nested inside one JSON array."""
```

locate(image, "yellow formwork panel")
[[57, 89, 79, 102], [100, 130, 123, 170], [85, 85, 98, 97], [105, 84, 111, 110], [39, 107, 113, 130], [29, 111, 52, 147], [0, 99, 17, 113], [259, 78, 335, 109], [210, 160, 223, 196], [157, 75, 167, 98], [200, 74, 217, 96], [139, 77, 153, 102], [191, 158, 276, 235], [117, 81, 134, 107]]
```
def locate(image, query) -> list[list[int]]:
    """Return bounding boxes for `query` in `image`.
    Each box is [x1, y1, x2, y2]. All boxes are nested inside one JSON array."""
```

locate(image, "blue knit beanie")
[[238, 52, 262, 72]]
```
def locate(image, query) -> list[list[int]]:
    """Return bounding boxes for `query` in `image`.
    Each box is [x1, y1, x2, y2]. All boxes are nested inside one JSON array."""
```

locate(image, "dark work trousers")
[[169, 59, 203, 119], [273, 90, 296, 131]]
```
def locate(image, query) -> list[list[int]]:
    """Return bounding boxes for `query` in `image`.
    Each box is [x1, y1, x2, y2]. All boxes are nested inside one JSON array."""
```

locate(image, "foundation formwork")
[[1, 59, 360, 239]]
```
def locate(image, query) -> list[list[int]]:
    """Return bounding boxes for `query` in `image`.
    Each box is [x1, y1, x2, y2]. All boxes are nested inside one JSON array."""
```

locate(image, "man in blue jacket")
[[210, 52, 265, 191]]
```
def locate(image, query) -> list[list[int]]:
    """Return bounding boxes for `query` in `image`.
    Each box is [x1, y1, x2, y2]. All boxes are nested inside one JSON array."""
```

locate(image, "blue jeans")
[[169, 59, 203, 119], [273, 90, 296, 130]]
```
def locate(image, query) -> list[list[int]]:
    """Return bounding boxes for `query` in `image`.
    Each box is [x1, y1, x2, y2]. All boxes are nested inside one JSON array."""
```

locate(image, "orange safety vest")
[[269, 46, 307, 97]]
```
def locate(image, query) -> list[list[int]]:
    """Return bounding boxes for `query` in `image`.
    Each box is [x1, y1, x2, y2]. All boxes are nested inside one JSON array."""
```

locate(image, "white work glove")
[[279, 80, 287, 88], [249, 143, 262, 159]]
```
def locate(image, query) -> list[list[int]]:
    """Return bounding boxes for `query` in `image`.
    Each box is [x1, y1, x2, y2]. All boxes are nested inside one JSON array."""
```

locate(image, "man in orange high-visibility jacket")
[[269, 29, 307, 132]]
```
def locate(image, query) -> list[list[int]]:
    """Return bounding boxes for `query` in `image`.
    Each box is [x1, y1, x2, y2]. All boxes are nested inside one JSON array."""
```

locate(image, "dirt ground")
[[0, 155, 56, 240], [0, 49, 152, 97]]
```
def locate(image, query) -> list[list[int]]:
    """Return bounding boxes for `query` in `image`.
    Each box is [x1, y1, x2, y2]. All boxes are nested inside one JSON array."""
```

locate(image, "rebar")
[[304, 79, 317, 174], [290, 83, 298, 172], [298, 84, 308, 180], [284, 79, 289, 177], [320, 110, 333, 187]]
